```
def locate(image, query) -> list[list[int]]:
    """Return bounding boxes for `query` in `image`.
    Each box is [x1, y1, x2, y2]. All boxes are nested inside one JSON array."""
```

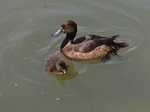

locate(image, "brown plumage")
[[51, 20, 129, 61], [45, 56, 69, 75]]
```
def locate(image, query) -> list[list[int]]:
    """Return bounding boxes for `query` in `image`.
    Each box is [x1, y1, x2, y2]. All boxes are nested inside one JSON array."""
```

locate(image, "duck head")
[[56, 60, 69, 75], [51, 20, 77, 37]]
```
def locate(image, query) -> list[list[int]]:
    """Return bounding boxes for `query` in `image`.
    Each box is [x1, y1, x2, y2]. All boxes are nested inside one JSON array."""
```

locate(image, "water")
[[1, 0, 150, 111]]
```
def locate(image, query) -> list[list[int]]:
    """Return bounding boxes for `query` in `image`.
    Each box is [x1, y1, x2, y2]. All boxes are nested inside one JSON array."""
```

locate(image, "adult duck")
[[51, 20, 129, 61]]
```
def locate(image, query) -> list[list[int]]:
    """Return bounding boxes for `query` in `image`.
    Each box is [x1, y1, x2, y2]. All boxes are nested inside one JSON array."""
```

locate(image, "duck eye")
[[65, 25, 69, 28]]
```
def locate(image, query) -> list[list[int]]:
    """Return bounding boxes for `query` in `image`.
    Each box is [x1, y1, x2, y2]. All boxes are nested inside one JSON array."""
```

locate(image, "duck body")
[[45, 56, 69, 75], [51, 20, 129, 61]]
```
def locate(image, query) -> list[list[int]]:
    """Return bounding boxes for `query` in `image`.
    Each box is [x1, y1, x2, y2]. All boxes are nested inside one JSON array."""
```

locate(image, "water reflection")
[[49, 70, 79, 85], [46, 57, 79, 85]]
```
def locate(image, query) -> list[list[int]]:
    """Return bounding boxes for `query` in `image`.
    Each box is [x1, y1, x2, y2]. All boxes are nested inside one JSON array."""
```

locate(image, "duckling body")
[[51, 20, 129, 61], [45, 56, 69, 75]]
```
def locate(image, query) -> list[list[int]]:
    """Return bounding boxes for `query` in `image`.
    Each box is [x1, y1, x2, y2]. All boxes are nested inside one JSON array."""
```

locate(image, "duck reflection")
[[45, 56, 78, 85]]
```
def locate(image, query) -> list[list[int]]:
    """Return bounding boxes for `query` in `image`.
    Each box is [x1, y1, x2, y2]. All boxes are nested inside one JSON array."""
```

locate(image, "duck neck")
[[61, 32, 76, 49]]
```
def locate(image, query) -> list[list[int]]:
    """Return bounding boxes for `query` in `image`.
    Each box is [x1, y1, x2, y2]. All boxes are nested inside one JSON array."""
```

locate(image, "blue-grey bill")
[[51, 29, 63, 37]]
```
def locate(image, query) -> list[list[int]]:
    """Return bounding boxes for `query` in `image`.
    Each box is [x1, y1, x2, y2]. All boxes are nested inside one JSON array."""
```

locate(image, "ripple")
[[1, 0, 150, 86]]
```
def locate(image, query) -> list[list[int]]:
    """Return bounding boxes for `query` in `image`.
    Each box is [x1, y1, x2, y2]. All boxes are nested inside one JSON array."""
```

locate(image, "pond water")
[[1, 0, 150, 112]]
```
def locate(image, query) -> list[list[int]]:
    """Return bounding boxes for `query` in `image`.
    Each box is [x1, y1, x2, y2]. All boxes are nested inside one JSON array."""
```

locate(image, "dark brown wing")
[[73, 35, 118, 53], [73, 35, 108, 44]]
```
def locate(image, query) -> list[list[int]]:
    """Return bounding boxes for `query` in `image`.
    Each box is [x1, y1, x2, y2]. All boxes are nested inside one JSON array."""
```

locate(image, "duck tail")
[[111, 35, 129, 48], [116, 42, 129, 48], [111, 35, 120, 39]]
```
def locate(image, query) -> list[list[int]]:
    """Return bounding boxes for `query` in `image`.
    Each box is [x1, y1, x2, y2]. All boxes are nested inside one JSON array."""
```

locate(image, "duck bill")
[[62, 70, 67, 74], [51, 29, 63, 37]]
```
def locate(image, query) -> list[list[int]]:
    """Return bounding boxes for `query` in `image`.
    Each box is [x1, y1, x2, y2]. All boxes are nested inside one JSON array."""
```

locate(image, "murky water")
[[1, 0, 150, 111]]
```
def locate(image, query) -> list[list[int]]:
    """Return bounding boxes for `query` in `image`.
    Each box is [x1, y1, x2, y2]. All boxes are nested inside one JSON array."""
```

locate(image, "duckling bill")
[[45, 56, 69, 75], [51, 20, 129, 61]]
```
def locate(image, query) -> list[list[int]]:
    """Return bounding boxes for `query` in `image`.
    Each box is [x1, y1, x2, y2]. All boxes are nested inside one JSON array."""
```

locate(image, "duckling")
[[51, 20, 129, 61], [45, 56, 69, 75]]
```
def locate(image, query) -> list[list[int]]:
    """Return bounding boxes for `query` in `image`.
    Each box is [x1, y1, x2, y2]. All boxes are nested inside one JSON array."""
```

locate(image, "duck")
[[51, 20, 129, 61], [45, 56, 69, 75]]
